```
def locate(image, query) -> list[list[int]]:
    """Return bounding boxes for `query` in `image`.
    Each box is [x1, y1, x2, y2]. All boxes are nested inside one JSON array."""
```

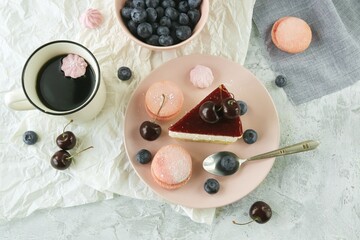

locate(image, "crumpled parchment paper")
[[0, 0, 255, 224]]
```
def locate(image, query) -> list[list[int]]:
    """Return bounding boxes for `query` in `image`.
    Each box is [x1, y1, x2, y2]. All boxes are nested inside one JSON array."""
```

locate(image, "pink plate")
[[124, 54, 280, 208]]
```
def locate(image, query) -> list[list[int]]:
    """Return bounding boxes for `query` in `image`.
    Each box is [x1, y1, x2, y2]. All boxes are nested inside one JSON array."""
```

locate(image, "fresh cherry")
[[50, 146, 93, 170], [140, 94, 166, 141], [56, 120, 76, 150], [233, 201, 272, 225], [199, 101, 220, 123], [50, 150, 72, 170], [139, 121, 161, 141], [222, 97, 240, 119]]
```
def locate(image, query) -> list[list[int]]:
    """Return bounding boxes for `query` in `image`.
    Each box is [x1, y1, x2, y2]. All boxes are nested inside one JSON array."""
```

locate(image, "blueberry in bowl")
[[115, 0, 209, 51]]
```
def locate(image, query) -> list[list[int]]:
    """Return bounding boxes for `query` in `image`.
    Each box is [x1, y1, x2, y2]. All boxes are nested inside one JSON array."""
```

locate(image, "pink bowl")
[[114, 0, 209, 51]]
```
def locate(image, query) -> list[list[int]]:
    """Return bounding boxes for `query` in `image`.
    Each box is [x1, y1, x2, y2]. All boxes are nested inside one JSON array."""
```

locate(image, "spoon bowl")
[[203, 140, 320, 176]]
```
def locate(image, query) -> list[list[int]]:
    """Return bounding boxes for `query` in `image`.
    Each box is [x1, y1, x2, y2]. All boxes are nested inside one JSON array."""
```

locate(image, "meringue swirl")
[[61, 54, 88, 79], [189, 65, 214, 89], [80, 8, 103, 29]]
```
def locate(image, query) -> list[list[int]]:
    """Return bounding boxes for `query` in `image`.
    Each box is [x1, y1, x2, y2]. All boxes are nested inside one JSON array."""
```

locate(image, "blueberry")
[[151, 22, 159, 31], [137, 22, 153, 38], [165, 7, 179, 21], [158, 35, 174, 46], [178, 13, 189, 25], [217, 154, 239, 175], [188, 9, 200, 25], [170, 29, 181, 44], [117, 66, 132, 81], [125, 0, 134, 7], [146, 34, 160, 45], [170, 21, 180, 30], [146, 7, 158, 22], [127, 20, 138, 35], [145, 0, 159, 8], [237, 100, 248, 115], [275, 75, 287, 87], [131, 7, 147, 23], [161, 0, 176, 8], [178, 1, 190, 13], [155, 6, 165, 18], [23, 131, 38, 145], [175, 25, 192, 40], [159, 16, 171, 27], [133, 0, 146, 8], [204, 178, 220, 194], [136, 149, 152, 164], [188, 0, 202, 9], [121, 7, 133, 19], [157, 26, 170, 35], [243, 129, 258, 144]]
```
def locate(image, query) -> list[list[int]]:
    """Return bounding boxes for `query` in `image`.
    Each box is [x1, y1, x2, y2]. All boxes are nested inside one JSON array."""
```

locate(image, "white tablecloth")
[[0, 0, 256, 224]]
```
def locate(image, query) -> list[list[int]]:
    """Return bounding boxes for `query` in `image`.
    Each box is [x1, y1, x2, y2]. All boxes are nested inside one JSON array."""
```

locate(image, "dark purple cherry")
[[50, 150, 72, 170], [139, 94, 166, 141], [233, 201, 272, 225], [222, 97, 240, 119], [56, 120, 76, 150], [199, 101, 220, 123], [139, 121, 161, 141], [50, 146, 93, 170], [249, 201, 272, 223]]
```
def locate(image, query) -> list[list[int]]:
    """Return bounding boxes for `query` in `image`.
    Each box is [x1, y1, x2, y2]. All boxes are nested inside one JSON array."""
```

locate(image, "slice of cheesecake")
[[168, 84, 243, 144]]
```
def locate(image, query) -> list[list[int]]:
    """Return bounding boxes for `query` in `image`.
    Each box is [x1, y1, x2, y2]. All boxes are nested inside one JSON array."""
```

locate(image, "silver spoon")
[[203, 140, 320, 176]]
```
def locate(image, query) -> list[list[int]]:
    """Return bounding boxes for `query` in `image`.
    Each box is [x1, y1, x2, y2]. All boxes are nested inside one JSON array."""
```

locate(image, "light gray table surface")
[[1, 25, 360, 240]]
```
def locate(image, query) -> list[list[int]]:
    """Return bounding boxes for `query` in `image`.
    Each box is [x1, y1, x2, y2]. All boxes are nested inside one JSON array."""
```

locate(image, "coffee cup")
[[4, 40, 106, 122]]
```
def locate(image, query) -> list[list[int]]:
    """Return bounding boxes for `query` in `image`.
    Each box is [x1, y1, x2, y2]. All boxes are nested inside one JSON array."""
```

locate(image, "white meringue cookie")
[[80, 8, 103, 29], [189, 65, 214, 89], [61, 54, 88, 79]]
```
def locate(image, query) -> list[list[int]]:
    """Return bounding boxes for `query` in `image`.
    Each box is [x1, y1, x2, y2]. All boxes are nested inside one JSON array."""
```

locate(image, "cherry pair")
[[50, 120, 92, 170]]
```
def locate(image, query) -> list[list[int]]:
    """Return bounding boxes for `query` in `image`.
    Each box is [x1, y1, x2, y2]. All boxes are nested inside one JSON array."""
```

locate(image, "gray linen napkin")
[[253, 0, 360, 104]]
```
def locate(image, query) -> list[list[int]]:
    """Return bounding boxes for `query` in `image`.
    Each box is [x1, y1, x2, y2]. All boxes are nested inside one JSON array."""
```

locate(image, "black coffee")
[[36, 54, 96, 111]]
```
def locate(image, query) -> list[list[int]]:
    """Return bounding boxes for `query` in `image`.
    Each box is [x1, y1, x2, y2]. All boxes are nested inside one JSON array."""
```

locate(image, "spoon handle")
[[247, 140, 320, 161]]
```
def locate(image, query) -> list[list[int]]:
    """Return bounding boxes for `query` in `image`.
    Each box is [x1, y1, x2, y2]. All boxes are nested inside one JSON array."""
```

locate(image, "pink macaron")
[[271, 16, 312, 54], [151, 144, 192, 190], [145, 81, 184, 121]]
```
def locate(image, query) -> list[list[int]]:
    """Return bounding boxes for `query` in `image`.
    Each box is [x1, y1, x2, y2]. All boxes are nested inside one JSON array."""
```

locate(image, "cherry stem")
[[153, 94, 166, 122], [66, 146, 93, 160], [232, 220, 254, 225], [63, 119, 73, 134], [219, 85, 224, 103]]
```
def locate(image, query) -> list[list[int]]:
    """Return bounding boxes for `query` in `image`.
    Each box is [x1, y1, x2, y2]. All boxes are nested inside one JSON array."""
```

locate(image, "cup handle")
[[4, 89, 35, 110]]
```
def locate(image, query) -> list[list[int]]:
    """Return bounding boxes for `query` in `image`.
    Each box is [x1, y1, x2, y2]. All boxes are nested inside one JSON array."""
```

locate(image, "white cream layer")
[[168, 131, 239, 144]]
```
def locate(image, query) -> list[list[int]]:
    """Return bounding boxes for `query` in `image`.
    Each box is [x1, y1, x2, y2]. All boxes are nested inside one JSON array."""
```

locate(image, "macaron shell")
[[145, 103, 181, 121], [271, 16, 312, 54], [151, 144, 192, 190], [151, 167, 191, 190], [145, 81, 184, 121]]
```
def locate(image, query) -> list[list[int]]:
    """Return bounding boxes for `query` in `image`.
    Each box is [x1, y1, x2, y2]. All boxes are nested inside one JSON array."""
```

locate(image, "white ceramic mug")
[[4, 40, 106, 122]]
